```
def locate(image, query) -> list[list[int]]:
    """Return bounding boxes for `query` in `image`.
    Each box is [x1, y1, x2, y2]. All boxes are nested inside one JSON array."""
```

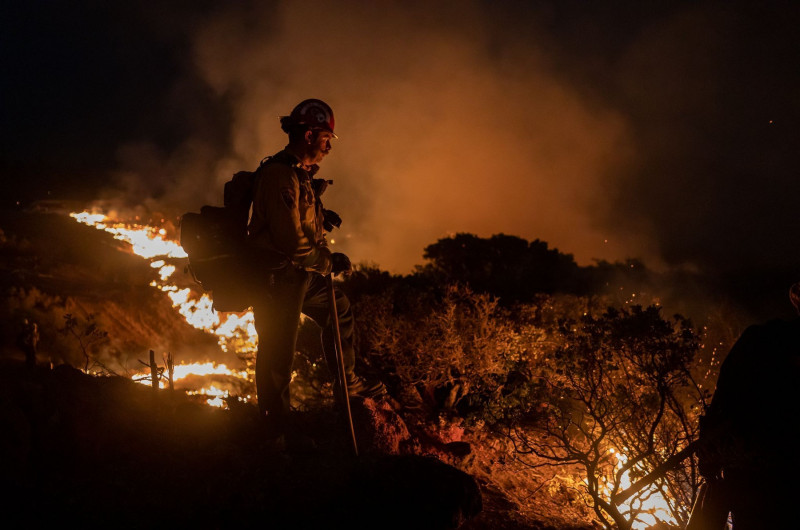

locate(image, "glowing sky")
[[4, 1, 799, 287]]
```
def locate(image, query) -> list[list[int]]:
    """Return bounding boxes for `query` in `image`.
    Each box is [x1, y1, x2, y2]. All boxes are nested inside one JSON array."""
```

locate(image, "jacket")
[[247, 149, 332, 275]]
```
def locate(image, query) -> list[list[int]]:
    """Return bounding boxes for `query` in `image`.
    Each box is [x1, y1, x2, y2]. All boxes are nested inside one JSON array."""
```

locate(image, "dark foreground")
[[0, 361, 486, 529]]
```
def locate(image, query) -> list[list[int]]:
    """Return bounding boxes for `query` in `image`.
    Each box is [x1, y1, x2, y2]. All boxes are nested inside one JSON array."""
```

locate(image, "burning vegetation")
[[67, 211, 258, 405], [0, 207, 746, 529]]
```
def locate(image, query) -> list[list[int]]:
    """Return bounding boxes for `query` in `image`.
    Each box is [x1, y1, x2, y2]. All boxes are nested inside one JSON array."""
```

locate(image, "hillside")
[[1, 209, 592, 529], [1, 360, 490, 528], [0, 209, 221, 370]]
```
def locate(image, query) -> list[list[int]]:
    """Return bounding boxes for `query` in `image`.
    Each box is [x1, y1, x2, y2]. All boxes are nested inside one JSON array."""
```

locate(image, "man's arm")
[[252, 164, 331, 274]]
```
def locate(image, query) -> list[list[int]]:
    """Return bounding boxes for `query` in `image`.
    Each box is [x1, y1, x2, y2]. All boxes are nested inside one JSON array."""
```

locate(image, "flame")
[[150, 260, 176, 281], [70, 211, 257, 406], [608, 448, 677, 529], [187, 384, 234, 408], [172, 361, 248, 380], [71, 211, 187, 259], [133, 361, 250, 407]]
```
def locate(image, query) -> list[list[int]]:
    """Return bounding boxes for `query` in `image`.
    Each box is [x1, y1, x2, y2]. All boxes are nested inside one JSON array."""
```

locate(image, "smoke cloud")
[[110, 0, 644, 273], [606, 3, 800, 278], [98, 0, 799, 296]]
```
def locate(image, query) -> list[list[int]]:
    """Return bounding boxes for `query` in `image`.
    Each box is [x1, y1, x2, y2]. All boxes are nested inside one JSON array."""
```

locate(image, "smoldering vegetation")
[[5, 2, 800, 526], [1, 207, 769, 528], [0, 209, 221, 372]]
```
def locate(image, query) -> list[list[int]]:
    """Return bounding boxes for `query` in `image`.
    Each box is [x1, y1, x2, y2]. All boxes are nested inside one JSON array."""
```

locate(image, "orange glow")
[[608, 448, 676, 529]]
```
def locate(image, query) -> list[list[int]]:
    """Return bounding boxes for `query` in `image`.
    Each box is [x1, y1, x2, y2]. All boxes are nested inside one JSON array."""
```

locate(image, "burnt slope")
[[1, 362, 482, 529], [0, 209, 219, 368]]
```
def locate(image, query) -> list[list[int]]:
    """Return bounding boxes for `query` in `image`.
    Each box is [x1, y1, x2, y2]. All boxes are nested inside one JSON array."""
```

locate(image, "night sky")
[[3, 0, 799, 315]]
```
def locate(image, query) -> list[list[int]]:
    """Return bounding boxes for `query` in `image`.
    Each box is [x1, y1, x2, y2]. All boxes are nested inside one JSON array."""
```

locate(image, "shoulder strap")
[[260, 151, 296, 169], [260, 151, 318, 179]]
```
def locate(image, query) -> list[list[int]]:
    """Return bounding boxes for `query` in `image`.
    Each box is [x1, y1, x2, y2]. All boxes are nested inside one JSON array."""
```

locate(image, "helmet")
[[286, 99, 336, 136], [790, 282, 800, 313]]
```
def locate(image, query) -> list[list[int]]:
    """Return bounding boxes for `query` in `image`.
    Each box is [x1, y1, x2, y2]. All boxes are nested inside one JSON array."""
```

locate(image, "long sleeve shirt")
[[247, 150, 332, 275]]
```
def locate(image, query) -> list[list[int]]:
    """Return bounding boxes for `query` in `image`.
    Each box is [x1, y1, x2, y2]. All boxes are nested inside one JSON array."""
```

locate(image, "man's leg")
[[253, 267, 308, 429], [302, 274, 385, 398], [301, 274, 355, 378]]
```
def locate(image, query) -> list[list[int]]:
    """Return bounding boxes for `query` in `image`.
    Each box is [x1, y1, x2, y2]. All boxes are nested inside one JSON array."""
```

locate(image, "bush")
[[345, 264, 707, 529]]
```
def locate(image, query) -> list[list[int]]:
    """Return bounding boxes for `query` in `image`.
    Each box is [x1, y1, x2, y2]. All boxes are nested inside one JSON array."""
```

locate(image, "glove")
[[312, 178, 332, 196], [322, 209, 342, 231], [331, 252, 352, 275]]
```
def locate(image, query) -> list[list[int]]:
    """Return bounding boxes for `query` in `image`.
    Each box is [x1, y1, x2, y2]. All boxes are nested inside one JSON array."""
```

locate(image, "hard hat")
[[286, 99, 336, 137]]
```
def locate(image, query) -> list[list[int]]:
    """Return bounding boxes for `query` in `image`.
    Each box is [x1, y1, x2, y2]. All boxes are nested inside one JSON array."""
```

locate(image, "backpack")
[[179, 160, 271, 313], [179, 153, 341, 313]]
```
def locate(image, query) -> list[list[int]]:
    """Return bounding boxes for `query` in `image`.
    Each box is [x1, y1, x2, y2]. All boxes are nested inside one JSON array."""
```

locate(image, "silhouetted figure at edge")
[[17, 318, 39, 370], [692, 283, 800, 529], [247, 99, 385, 447]]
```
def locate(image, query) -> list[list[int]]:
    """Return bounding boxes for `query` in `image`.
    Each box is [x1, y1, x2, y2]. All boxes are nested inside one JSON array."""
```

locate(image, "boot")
[[346, 375, 387, 399]]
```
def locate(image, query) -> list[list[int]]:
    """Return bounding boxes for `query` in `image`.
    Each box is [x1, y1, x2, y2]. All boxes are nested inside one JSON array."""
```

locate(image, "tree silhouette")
[[420, 233, 584, 302]]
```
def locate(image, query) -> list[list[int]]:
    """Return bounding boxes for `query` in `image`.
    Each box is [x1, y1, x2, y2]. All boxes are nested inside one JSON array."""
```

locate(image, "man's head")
[[790, 282, 800, 315], [280, 99, 337, 167]]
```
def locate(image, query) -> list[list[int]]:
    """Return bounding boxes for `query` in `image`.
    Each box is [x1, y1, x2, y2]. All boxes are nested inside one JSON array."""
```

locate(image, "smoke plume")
[[100, 0, 800, 308], [112, 0, 644, 273]]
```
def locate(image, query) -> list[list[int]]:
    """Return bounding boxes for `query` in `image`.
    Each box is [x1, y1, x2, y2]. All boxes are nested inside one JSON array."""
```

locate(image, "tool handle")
[[327, 274, 359, 457]]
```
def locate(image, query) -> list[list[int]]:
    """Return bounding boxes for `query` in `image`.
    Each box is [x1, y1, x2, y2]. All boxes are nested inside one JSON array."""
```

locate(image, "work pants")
[[253, 266, 355, 425]]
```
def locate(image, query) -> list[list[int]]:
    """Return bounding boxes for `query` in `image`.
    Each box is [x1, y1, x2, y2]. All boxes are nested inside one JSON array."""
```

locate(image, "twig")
[[149, 350, 158, 391], [612, 440, 700, 505], [163, 352, 174, 391]]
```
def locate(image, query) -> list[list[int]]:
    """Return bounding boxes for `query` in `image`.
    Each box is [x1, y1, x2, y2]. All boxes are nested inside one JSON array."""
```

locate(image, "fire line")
[[70, 211, 256, 406]]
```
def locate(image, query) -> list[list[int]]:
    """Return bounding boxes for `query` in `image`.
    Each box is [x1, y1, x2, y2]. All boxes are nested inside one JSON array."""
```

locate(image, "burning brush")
[[70, 211, 255, 406]]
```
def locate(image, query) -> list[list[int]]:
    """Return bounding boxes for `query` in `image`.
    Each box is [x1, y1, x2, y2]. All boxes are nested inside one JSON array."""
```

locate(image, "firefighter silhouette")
[[692, 283, 800, 529]]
